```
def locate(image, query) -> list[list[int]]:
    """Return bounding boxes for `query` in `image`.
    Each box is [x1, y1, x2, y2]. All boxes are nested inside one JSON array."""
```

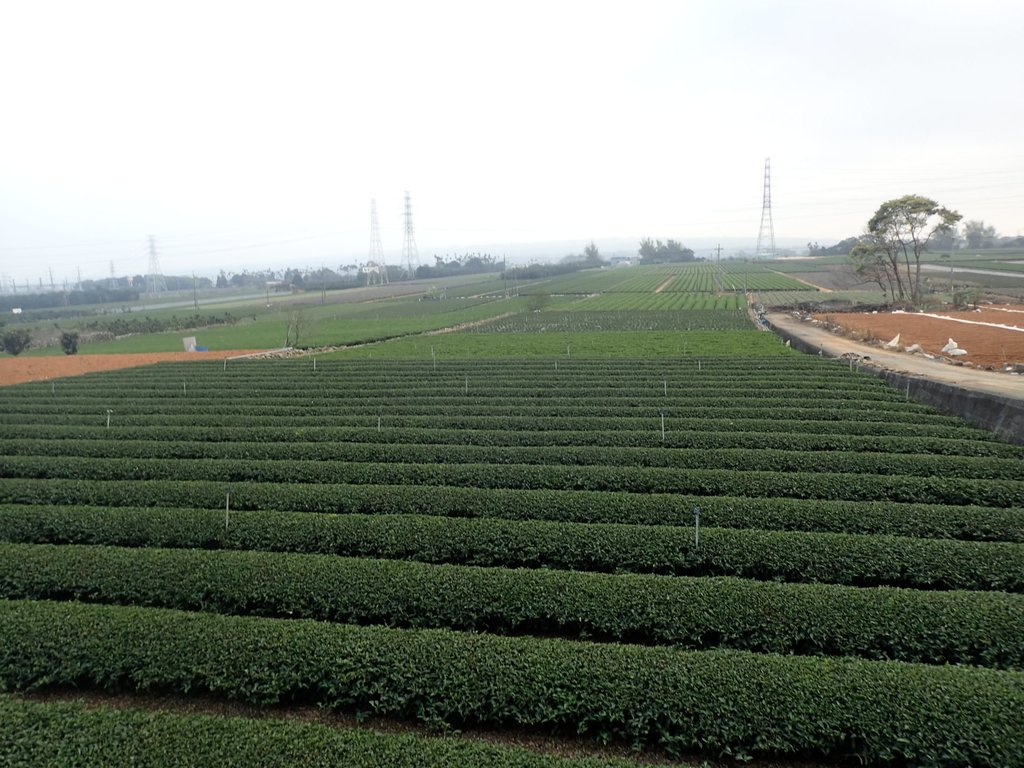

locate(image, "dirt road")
[[767, 312, 1024, 403]]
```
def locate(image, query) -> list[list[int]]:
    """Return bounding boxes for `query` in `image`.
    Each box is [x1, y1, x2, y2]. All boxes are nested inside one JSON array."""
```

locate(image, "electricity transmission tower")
[[401, 191, 419, 279], [147, 235, 167, 293], [754, 158, 776, 260], [367, 198, 388, 285]]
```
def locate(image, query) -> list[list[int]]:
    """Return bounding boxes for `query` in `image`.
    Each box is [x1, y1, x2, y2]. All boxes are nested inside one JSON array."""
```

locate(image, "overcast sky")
[[1, 0, 1022, 285]]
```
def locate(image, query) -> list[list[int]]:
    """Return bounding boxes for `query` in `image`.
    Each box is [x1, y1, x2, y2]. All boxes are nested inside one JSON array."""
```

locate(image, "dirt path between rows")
[[20, 689, 829, 768], [423, 312, 516, 334], [767, 312, 1024, 402], [653, 276, 674, 294], [0, 350, 267, 387], [766, 269, 832, 292]]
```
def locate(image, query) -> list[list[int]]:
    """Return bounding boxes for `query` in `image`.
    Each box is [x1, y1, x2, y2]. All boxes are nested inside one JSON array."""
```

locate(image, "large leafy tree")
[[962, 220, 997, 250], [849, 195, 960, 305], [638, 238, 695, 264]]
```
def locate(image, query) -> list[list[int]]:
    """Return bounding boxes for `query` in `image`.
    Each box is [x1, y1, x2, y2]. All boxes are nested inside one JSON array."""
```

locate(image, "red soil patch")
[[0, 350, 267, 387], [814, 306, 1024, 370]]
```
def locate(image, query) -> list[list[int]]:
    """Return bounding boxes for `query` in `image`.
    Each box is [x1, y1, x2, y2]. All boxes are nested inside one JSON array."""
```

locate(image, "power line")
[[365, 198, 388, 285], [754, 158, 776, 259], [401, 190, 419, 279], [146, 235, 167, 293]]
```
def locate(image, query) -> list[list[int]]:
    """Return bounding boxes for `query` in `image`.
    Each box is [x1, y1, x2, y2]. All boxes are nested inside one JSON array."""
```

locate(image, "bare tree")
[[284, 309, 312, 347]]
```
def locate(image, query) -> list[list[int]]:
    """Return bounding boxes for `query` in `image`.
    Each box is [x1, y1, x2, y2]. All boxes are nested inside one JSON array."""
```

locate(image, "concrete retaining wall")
[[867, 367, 1024, 444], [765, 319, 1024, 445]]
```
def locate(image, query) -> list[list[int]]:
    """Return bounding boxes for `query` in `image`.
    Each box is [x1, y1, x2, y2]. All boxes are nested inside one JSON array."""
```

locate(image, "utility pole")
[[714, 244, 723, 263]]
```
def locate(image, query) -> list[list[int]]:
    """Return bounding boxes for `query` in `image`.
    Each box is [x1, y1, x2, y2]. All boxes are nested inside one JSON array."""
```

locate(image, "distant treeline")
[[807, 237, 863, 257], [638, 238, 695, 264], [503, 261, 590, 281], [416, 254, 498, 280], [0, 288, 140, 314], [79, 313, 239, 337]]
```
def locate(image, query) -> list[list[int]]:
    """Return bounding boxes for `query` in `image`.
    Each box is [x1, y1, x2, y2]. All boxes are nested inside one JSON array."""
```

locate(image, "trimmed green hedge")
[[1, 600, 1021, 766], [3, 484, 1021, 542], [0, 510, 1019, 591], [3, 438, 1021, 480], [0, 422, 1017, 456], [0, 411, 981, 439], [1, 543, 1020, 668], [3, 455, 1022, 506], [0, 695, 642, 767]]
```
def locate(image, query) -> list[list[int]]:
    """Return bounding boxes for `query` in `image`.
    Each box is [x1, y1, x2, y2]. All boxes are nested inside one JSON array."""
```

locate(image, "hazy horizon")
[[2, 0, 1022, 285]]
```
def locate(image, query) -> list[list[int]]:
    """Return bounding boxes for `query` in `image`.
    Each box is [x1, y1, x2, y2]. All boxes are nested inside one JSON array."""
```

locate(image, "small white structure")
[[361, 261, 388, 286]]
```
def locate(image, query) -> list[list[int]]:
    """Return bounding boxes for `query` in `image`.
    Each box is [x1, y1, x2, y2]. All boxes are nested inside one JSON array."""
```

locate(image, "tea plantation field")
[[1, 324, 1023, 765]]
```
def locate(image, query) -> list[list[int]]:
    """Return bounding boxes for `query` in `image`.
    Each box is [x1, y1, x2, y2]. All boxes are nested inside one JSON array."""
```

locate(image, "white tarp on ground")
[[883, 333, 901, 349], [941, 338, 968, 356]]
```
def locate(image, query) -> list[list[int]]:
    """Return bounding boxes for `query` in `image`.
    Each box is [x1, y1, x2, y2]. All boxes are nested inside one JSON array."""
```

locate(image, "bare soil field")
[[0, 350, 266, 387], [813, 305, 1024, 370]]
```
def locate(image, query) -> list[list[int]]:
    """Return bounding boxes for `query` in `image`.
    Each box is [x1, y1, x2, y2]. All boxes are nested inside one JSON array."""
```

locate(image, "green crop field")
[[320, 330, 787, 358], [568, 293, 746, 310], [1, 312, 1023, 767], [27, 294, 529, 354], [754, 289, 889, 307], [470, 310, 752, 332]]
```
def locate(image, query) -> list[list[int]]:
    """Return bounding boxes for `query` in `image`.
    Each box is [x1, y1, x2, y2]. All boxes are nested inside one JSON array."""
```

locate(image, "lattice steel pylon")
[[754, 158, 776, 260], [146, 235, 167, 293], [401, 191, 419, 279], [366, 198, 389, 285]]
